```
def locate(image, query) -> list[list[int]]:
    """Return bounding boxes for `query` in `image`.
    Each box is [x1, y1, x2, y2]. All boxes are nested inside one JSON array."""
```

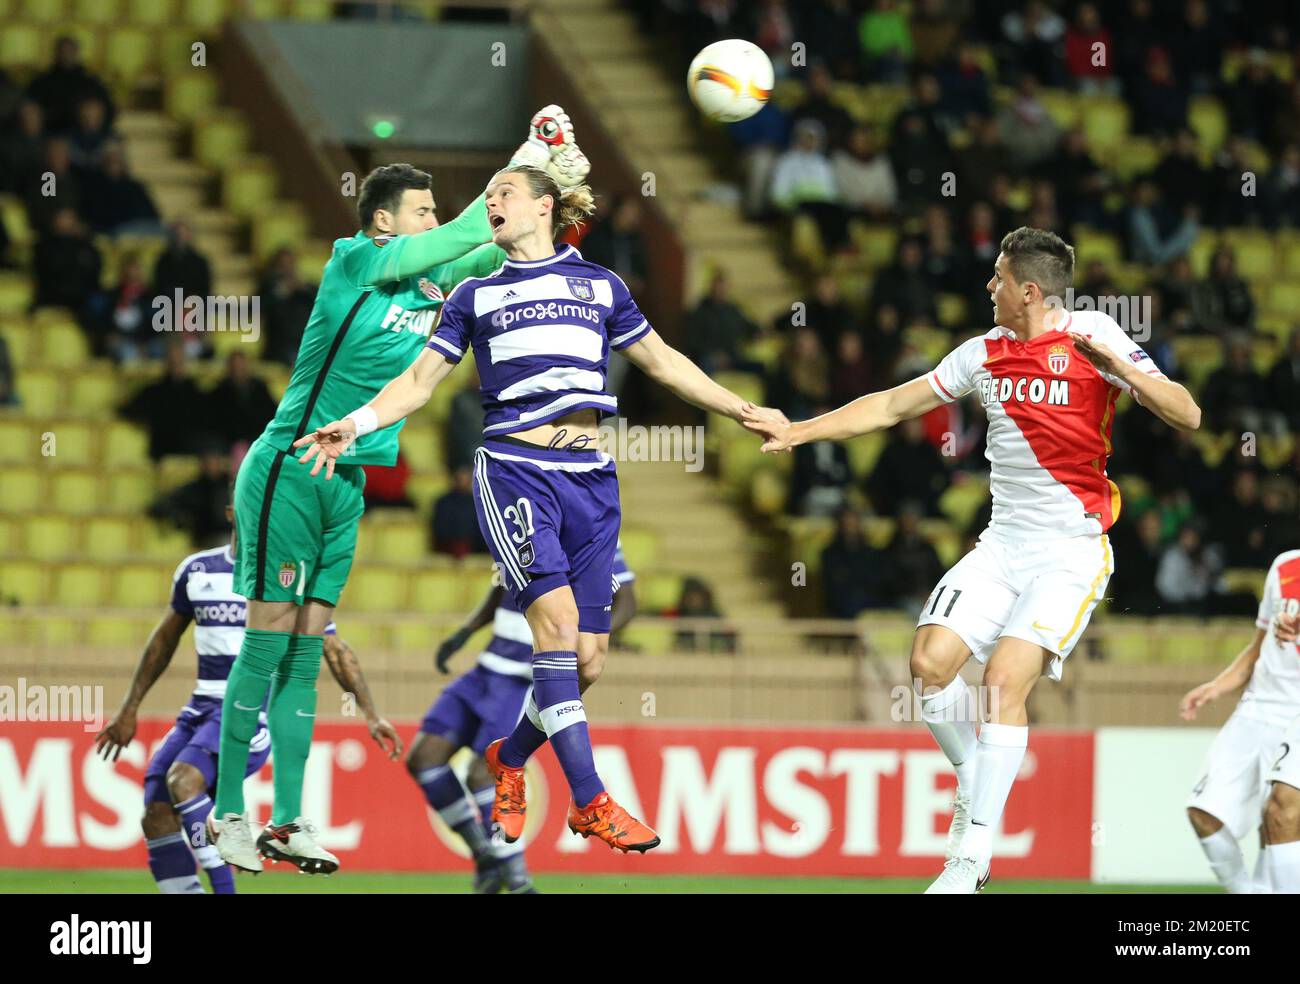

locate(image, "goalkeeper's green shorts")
[[232, 436, 366, 605]]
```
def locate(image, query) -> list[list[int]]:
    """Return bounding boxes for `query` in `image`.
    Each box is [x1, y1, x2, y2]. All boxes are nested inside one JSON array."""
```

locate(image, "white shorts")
[[1269, 715, 1300, 793], [1188, 709, 1287, 838], [915, 531, 1113, 681]]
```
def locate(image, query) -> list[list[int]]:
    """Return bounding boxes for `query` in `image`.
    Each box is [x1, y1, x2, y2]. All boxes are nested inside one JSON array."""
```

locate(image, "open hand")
[[292, 420, 357, 479], [740, 401, 795, 453]]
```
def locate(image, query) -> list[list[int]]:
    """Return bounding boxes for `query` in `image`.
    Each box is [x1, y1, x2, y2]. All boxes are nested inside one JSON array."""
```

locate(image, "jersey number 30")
[[503, 498, 535, 544]]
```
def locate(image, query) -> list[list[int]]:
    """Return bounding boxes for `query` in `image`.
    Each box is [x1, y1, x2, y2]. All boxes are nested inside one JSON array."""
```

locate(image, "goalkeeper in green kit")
[[209, 107, 592, 874]]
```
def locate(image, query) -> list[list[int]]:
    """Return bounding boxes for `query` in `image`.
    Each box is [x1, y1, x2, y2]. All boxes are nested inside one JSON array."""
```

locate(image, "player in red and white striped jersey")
[[744, 227, 1201, 893]]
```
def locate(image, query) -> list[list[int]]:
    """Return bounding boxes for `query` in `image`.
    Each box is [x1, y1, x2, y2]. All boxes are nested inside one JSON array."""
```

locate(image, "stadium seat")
[[51, 470, 101, 516], [23, 0, 66, 21], [459, 566, 495, 606], [45, 421, 93, 467], [73, 0, 121, 25], [25, 515, 77, 561], [0, 24, 42, 70], [368, 522, 428, 565], [183, 0, 227, 30], [106, 468, 155, 513], [194, 114, 250, 171], [937, 293, 967, 328], [1188, 96, 1228, 158], [252, 208, 310, 261], [104, 421, 149, 468], [845, 431, 887, 478], [1, 321, 35, 368], [247, 0, 284, 16], [158, 28, 203, 76], [83, 516, 134, 562], [104, 27, 155, 84], [849, 222, 898, 269], [128, 0, 174, 25], [0, 418, 37, 465], [618, 623, 676, 655], [0, 560, 48, 606], [408, 570, 473, 615], [140, 522, 195, 562], [53, 564, 108, 606], [1223, 231, 1277, 280], [750, 465, 788, 516], [789, 214, 826, 270], [287, 0, 331, 20], [156, 455, 200, 493], [16, 369, 60, 417], [1037, 89, 1079, 129], [1107, 137, 1159, 180], [0, 516, 18, 555], [68, 370, 123, 416], [391, 621, 436, 652], [1265, 281, 1300, 320], [638, 573, 682, 614], [4, 466, 43, 513], [346, 569, 410, 613], [112, 564, 169, 607], [36, 319, 90, 370], [0, 271, 34, 314], [405, 474, 443, 515], [165, 72, 219, 123], [1079, 99, 1130, 155], [1072, 229, 1123, 270], [938, 479, 989, 530], [88, 615, 146, 647], [399, 426, 443, 475]]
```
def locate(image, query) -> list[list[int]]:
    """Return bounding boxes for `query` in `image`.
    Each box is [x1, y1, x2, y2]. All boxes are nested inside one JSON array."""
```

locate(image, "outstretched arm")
[[292, 347, 457, 478], [620, 330, 750, 420], [1179, 627, 1265, 720], [323, 633, 403, 760], [1071, 332, 1200, 431], [743, 375, 944, 452], [94, 610, 189, 761]]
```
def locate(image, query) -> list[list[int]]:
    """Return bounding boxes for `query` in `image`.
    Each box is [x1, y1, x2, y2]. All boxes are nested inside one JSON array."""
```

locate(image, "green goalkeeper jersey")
[[258, 195, 506, 466]]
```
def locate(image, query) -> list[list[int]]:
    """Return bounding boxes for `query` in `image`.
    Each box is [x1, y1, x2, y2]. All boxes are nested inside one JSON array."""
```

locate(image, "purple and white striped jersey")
[[170, 545, 337, 700], [476, 542, 634, 678], [426, 246, 652, 437]]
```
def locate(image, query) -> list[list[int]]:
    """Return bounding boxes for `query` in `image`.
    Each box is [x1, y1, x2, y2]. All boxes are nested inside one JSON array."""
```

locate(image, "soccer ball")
[[686, 40, 774, 123]]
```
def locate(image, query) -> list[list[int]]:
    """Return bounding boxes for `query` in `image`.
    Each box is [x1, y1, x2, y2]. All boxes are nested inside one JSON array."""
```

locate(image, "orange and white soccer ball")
[[687, 39, 774, 123]]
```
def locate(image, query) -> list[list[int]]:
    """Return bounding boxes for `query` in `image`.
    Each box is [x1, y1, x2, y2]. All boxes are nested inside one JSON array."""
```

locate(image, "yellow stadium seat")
[[1, 323, 35, 367], [1108, 137, 1160, 180], [1223, 231, 1277, 280], [105, 421, 149, 467], [1080, 99, 1130, 155], [399, 426, 444, 474], [4, 466, 43, 512], [68, 370, 122, 416], [345, 569, 409, 613], [128, 0, 173, 24], [1266, 281, 1300, 319], [51, 470, 101, 515], [1260, 434, 1295, 470], [16, 369, 60, 417], [1, 194, 34, 250], [247, 0, 283, 15], [937, 293, 967, 328], [789, 213, 826, 270], [53, 564, 107, 606], [1188, 233, 1219, 277], [391, 621, 436, 652], [459, 566, 494, 604], [939, 479, 990, 530], [223, 159, 279, 218], [28, 617, 79, 646], [369, 522, 428, 564], [184, 0, 228, 30], [288, 0, 331, 20], [112, 564, 169, 607], [1281, 240, 1300, 280], [0, 560, 48, 605], [850, 223, 898, 269], [0, 418, 38, 464], [751, 464, 788, 516], [617, 624, 676, 655], [194, 114, 250, 171], [23, 0, 66, 21], [0, 24, 43, 70], [617, 528, 658, 571], [157, 454, 200, 493], [405, 474, 443, 514], [88, 615, 143, 646], [1189, 96, 1228, 158], [158, 28, 202, 76], [864, 516, 896, 549], [165, 72, 219, 123], [107, 468, 154, 513], [83, 516, 134, 561], [141, 522, 195, 561], [252, 208, 310, 261], [0, 271, 34, 314], [408, 570, 471, 615], [26, 515, 77, 560], [73, 0, 121, 24], [638, 573, 682, 614], [1037, 89, 1079, 129], [1073, 229, 1123, 269], [37, 321, 89, 370], [845, 430, 887, 477], [0, 516, 18, 554], [46, 421, 93, 467], [104, 27, 154, 83]]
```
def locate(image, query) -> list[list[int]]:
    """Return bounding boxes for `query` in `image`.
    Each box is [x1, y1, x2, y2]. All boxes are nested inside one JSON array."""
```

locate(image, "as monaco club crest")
[[1048, 344, 1070, 375], [418, 277, 443, 302], [566, 277, 595, 302], [279, 562, 296, 588]]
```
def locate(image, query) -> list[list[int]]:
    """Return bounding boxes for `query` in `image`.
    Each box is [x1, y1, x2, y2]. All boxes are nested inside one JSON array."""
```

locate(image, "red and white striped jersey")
[[926, 310, 1166, 538], [1240, 549, 1300, 726]]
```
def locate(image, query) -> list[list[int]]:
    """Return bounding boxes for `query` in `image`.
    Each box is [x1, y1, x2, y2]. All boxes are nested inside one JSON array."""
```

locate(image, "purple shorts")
[[472, 436, 620, 634], [421, 664, 533, 755], [143, 696, 270, 805]]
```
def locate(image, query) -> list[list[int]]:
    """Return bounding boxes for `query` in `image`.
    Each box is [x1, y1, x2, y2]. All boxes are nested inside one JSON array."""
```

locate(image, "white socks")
[[919, 677, 978, 793], [963, 722, 1028, 864], [1197, 827, 1250, 893], [1264, 841, 1300, 893]]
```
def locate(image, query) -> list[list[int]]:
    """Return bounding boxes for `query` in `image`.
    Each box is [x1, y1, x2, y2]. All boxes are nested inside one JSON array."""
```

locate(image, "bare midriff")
[[509, 408, 601, 449]]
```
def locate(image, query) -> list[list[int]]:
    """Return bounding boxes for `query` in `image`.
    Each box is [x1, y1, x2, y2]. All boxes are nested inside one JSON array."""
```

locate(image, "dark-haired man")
[[744, 227, 1202, 892], [209, 107, 590, 875]]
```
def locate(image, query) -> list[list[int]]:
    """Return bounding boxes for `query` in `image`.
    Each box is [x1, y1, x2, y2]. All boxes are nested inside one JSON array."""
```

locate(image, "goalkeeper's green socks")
[[268, 634, 324, 826], [214, 629, 290, 817]]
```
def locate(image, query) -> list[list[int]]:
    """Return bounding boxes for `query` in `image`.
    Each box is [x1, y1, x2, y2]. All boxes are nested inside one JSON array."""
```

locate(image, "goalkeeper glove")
[[434, 627, 473, 675], [509, 104, 592, 191]]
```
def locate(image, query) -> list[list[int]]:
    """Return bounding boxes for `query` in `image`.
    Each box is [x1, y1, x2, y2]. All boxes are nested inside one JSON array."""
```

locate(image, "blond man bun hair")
[[499, 164, 597, 240]]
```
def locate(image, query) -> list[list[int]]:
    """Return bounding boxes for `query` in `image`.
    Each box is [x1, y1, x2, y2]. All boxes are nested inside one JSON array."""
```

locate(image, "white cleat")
[[924, 856, 990, 894], [208, 813, 263, 873], [944, 792, 972, 862], [256, 816, 339, 875]]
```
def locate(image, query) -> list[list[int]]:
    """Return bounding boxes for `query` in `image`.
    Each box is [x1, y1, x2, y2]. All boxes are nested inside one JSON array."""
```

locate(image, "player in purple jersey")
[[408, 545, 636, 892], [294, 164, 778, 852], [95, 495, 400, 892]]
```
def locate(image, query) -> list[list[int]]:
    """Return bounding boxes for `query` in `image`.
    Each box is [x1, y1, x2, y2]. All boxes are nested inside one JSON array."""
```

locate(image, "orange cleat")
[[485, 738, 527, 843], [567, 792, 661, 853]]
